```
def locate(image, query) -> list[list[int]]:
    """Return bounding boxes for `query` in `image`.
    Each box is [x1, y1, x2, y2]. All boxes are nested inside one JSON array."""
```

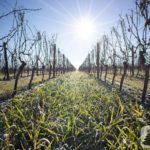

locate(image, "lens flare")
[[74, 16, 95, 40]]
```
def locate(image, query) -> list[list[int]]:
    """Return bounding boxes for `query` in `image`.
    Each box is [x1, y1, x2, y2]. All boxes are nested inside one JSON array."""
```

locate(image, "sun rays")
[[37, 0, 114, 68], [92, 0, 115, 22], [38, 0, 114, 39]]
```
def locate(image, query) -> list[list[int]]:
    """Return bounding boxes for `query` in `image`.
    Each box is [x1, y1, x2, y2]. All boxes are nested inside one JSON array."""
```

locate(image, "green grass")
[[0, 72, 149, 149], [0, 74, 50, 98], [91, 72, 150, 99], [105, 73, 150, 93]]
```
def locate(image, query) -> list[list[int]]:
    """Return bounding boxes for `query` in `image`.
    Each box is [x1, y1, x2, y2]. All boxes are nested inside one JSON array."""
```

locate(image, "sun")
[[73, 16, 95, 40]]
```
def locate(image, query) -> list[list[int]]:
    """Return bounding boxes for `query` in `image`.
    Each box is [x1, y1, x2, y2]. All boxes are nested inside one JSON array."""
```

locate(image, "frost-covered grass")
[[0, 72, 149, 149], [0, 74, 49, 98], [105, 73, 150, 92]]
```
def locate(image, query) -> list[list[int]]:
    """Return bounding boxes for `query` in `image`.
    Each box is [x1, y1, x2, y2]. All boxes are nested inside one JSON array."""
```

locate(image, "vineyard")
[[0, 0, 150, 150], [0, 72, 148, 149]]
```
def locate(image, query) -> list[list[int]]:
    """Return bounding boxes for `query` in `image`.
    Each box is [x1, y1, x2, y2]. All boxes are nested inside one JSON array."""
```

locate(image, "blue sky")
[[0, 0, 135, 68]]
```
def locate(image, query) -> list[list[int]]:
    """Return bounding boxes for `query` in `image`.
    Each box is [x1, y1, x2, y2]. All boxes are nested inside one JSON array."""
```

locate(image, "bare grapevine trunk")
[[88, 54, 91, 74], [27, 66, 30, 76], [119, 62, 128, 91], [12, 61, 26, 97], [112, 65, 117, 85], [100, 65, 103, 80], [49, 64, 52, 79], [96, 43, 100, 79], [36, 59, 39, 76], [14, 67, 17, 79], [141, 65, 150, 103], [63, 54, 65, 74], [28, 66, 35, 90], [131, 53, 135, 76], [104, 65, 108, 82], [53, 44, 56, 78], [42, 65, 45, 82]]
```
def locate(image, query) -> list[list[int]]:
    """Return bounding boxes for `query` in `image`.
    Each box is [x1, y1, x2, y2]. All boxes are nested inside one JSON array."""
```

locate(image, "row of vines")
[[0, 3, 75, 99], [79, 0, 150, 103]]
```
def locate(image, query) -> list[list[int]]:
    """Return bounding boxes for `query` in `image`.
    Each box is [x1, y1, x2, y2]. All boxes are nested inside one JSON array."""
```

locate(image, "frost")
[[140, 125, 150, 148]]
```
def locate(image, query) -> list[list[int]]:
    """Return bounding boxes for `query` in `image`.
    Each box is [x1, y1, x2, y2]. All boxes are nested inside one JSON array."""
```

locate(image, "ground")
[[0, 72, 149, 149], [0, 73, 50, 100], [0, 71, 150, 101]]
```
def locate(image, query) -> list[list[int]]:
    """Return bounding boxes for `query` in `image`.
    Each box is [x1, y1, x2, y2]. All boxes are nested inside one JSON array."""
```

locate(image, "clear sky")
[[0, 0, 135, 68]]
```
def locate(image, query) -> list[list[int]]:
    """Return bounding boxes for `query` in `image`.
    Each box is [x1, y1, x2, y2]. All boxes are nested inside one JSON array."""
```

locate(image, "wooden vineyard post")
[[142, 65, 150, 103], [49, 61, 52, 79], [66, 59, 69, 72], [88, 54, 91, 74], [63, 54, 65, 74], [96, 42, 100, 79], [3, 42, 9, 80], [36, 55, 39, 76], [53, 44, 56, 78]]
